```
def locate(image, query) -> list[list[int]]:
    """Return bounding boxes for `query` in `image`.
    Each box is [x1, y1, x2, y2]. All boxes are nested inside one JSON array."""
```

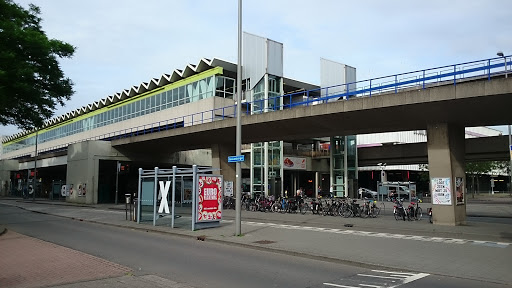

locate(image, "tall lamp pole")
[[33, 130, 38, 201], [497, 51, 508, 78], [235, 0, 242, 236], [509, 124, 512, 196], [498, 52, 511, 194]]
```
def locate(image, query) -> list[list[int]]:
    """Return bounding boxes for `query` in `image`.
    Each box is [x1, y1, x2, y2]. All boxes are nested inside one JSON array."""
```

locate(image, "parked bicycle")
[[342, 199, 362, 218], [407, 198, 423, 220], [361, 198, 380, 218], [393, 199, 407, 221]]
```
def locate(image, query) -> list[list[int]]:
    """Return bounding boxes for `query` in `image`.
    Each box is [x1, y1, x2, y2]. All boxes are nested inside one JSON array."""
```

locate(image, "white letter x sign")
[[158, 181, 170, 214]]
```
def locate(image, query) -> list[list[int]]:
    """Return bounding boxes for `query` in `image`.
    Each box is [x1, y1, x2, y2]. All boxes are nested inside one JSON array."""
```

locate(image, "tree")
[[465, 161, 508, 197], [0, 0, 75, 131]]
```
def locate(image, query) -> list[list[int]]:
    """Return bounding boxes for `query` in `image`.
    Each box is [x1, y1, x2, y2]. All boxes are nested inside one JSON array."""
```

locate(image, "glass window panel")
[[122, 105, 127, 120], [199, 79, 206, 99], [178, 87, 185, 105], [169, 89, 173, 102], [161, 92, 167, 106], [140, 98, 145, 113], [146, 97, 151, 111], [185, 84, 192, 103]]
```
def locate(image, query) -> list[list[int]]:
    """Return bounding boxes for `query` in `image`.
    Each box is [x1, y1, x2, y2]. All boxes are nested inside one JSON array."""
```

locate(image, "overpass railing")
[[30, 55, 510, 156]]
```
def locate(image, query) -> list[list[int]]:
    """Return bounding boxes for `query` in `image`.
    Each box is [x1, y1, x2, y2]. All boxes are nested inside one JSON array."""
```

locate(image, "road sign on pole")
[[228, 155, 245, 163]]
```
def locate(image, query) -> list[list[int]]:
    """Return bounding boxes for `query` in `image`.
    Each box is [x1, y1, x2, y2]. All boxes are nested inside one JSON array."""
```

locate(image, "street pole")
[[33, 131, 38, 201], [508, 124, 511, 195], [505, 57, 508, 78], [235, 0, 242, 236], [115, 161, 120, 205]]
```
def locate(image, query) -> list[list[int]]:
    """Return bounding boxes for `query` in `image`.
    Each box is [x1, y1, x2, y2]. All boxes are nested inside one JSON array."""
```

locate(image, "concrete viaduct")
[[111, 76, 512, 225]]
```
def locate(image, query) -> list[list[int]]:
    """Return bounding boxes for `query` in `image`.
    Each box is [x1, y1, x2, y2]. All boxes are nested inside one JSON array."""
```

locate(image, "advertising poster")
[[224, 181, 233, 197], [431, 177, 452, 205], [455, 177, 464, 205], [283, 157, 306, 170], [77, 183, 86, 197], [197, 176, 223, 222]]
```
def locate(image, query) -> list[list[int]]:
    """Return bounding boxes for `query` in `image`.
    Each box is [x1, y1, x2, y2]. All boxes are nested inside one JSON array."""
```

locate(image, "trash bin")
[[133, 198, 138, 222]]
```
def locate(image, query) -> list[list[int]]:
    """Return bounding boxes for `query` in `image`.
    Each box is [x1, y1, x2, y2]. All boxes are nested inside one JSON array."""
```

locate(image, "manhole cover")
[[344, 224, 353, 227], [253, 240, 276, 244]]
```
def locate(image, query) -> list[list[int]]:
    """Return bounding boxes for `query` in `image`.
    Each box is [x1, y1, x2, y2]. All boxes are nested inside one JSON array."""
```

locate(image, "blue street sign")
[[228, 155, 245, 163]]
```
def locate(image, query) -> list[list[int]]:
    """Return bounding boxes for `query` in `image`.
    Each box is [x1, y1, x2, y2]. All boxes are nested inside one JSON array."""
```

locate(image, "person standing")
[[329, 185, 334, 198]]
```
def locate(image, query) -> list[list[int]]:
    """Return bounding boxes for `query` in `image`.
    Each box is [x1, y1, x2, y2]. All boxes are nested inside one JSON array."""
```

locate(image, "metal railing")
[[16, 55, 512, 158]]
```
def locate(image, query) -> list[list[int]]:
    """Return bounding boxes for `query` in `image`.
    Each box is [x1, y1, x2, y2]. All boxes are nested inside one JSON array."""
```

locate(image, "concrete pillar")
[[0, 160, 19, 196], [315, 171, 320, 198], [427, 123, 466, 225], [67, 141, 114, 204], [211, 144, 236, 189]]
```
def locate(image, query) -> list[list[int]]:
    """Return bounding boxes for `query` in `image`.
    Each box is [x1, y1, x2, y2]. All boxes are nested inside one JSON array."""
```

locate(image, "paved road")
[[1, 202, 511, 288]]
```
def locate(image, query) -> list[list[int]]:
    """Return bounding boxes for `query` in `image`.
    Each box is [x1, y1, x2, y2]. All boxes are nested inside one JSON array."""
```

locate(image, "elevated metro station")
[[1, 32, 512, 226]]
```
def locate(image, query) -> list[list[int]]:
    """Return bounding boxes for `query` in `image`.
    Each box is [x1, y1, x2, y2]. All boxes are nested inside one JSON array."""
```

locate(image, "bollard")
[[133, 198, 138, 222], [125, 194, 131, 220]]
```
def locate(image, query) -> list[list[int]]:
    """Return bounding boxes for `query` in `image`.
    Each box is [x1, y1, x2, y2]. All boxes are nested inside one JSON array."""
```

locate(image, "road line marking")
[[371, 269, 416, 275], [389, 274, 410, 278], [402, 273, 430, 284], [240, 221, 510, 247], [323, 283, 359, 288], [357, 274, 402, 280], [358, 284, 382, 288]]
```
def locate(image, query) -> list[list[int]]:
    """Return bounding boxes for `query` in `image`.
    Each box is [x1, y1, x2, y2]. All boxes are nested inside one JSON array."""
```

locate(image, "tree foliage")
[[465, 161, 508, 175], [0, 0, 75, 130]]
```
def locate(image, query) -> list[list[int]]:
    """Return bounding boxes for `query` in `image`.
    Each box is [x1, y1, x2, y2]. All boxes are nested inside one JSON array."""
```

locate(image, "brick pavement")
[[0, 230, 131, 288]]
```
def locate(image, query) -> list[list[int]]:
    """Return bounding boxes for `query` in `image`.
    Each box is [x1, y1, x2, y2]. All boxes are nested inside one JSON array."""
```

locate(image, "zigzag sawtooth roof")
[[3, 58, 236, 144]]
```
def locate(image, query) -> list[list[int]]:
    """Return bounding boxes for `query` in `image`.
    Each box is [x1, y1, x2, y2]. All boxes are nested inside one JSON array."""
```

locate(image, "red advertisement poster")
[[197, 176, 223, 222]]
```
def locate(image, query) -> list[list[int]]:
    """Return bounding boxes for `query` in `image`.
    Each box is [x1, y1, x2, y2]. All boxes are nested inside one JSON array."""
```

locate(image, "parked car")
[[358, 188, 378, 199]]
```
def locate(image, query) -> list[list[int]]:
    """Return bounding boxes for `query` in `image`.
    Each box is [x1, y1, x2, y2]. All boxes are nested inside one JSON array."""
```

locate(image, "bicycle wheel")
[[380, 202, 385, 215], [416, 207, 423, 220], [343, 208, 353, 218], [372, 206, 380, 218], [300, 203, 307, 215], [394, 209, 400, 221], [361, 206, 369, 218]]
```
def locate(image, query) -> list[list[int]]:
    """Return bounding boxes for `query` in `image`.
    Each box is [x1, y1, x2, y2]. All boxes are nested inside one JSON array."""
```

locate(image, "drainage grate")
[[253, 240, 276, 244]]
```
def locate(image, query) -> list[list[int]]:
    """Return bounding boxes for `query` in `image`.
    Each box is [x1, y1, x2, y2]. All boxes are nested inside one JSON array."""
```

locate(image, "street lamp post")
[[33, 131, 38, 201], [377, 163, 386, 201], [235, 0, 242, 236], [509, 125, 512, 196], [497, 51, 508, 78], [498, 52, 511, 195]]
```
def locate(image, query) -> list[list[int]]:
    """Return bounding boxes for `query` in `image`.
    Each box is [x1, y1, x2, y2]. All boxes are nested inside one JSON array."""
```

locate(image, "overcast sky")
[[2, 0, 511, 136]]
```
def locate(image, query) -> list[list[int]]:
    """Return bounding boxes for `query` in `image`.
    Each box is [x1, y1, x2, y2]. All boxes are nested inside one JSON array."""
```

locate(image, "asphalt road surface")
[[1, 204, 508, 288]]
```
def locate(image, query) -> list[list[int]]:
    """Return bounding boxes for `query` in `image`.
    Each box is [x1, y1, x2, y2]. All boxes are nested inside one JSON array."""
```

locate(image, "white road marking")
[[357, 274, 402, 280], [324, 270, 430, 288], [402, 273, 430, 284], [242, 221, 510, 247], [370, 270, 415, 275], [323, 283, 359, 288]]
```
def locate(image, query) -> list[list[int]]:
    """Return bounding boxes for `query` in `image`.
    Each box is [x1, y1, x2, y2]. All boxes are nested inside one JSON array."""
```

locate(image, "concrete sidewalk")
[[1, 198, 512, 286]]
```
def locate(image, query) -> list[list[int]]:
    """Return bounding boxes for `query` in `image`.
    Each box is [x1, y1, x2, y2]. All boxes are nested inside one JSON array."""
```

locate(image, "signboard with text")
[[196, 175, 223, 222], [431, 177, 452, 205], [283, 156, 306, 170], [224, 181, 233, 197]]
